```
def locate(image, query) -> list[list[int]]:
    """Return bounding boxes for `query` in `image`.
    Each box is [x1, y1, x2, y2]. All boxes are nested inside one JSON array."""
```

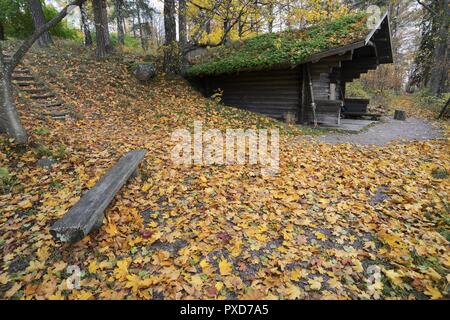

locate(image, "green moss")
[[186, 13, 368, 76]]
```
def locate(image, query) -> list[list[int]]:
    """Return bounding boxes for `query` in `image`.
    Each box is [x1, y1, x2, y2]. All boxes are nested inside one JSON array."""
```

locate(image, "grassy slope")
[[0, 42, 449, 300]]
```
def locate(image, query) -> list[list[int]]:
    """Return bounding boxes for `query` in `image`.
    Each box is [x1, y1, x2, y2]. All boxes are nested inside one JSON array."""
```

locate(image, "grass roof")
[[186, 13, 369, 77]]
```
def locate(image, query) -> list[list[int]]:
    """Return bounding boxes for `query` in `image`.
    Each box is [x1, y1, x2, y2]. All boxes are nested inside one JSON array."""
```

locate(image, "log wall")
[[204, 68, 301, 120]]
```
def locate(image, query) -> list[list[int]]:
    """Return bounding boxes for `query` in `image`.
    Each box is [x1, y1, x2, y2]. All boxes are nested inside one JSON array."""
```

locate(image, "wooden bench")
[[50, 149, 147, 243], [344, 98, 370, 113], [343, 112, 381, 120]]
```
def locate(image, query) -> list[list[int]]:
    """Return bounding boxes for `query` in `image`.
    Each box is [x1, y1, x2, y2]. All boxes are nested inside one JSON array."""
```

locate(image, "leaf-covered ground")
[[0, 43, 449, 300]]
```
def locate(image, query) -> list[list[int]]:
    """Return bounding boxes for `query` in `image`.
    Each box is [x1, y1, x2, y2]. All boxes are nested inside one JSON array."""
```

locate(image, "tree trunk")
[[29, 0, 53, 47], [115, 0, 125, 45], [136, 4, 147, 51], [223, 19, 231, 44], [80, 3, 93, 46], [101, 0, 112, 51], [0, 21, 5, 41], [0, 48, 28, 143], [93, 0, 111, 59], [163, 0, 177, 74], [178, 0, 187, 69], [131, 16, 136, 37], [429, 0, 449, 96], [267, 3, 274, 33]]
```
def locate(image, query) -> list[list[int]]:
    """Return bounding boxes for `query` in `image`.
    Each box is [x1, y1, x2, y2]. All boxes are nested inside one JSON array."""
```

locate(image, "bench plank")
[[50, 149, 147, 243]]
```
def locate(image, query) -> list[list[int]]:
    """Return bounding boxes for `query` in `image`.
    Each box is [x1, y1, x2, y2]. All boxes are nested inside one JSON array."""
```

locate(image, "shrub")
[[413, 89, 450, 115], [346, 81, 370, 98]]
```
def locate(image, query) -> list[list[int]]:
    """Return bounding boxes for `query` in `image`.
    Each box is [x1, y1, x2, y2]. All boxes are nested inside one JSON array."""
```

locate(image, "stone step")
[[15, 81, 37, 87], [30, 93, 55, 100], [45, 111, 70, 120], [12, 75, 34, 81], [22, 87, 48, 94], [13, 69, 31, 75], [41, 101, 64, 108]]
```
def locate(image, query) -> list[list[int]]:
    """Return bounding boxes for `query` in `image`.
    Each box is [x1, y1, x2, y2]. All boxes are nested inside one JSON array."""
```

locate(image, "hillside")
[[0, 42, 449, 300]]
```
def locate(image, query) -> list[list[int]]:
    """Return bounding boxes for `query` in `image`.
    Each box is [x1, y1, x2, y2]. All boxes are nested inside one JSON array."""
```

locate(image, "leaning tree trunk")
[[178, 0, 187, 69], [429, 0, 449, 96], [80, 2, 93, 46], [0, 51, 27, 143], [115, 0, 125, 45], [93, 0, 111, 59], [29, 0, 53, 47], [163, 0, 177, 74]]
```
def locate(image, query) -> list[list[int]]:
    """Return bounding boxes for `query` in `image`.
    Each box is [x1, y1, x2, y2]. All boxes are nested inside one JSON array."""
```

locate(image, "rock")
[[133, 63, 156, 82], [37, 158, 57, 168]]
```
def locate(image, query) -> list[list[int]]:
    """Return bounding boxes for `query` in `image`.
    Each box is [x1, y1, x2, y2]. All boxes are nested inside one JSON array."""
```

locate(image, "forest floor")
[[0, 42, 449, 300]]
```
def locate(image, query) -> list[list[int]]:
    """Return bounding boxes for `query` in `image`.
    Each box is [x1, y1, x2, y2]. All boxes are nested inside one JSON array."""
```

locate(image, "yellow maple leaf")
[[88, 261, 98, 274], [114, 259, 130, 280], [53, 261, 67, 273], [284, 283, 303, 299], [199, 259, 212, 272], [125, 274, 142, 293], [219, 259, 232, 276], [73, 290, 93, 300], [328, 277, 342, 289], [26, 260, 45, 272], [36, 246, 50, 261], [215, 281, 224, 292], [314, 232, 327, 241], [308, 277, 323, 290], [4, 282, 22, 299], [424, 268, 442, 281], [48, 293, 65, 300], [424, 285, 443, 300], [353, 260, 364, 273], [291, 268, 307, 281], [86, 178, 98, 188], [190, 274, 204, 289], [141, 182, 151, 192], [0, 273, 9, 285], [104, 222, 119, 237], [18, 199, 33, 209], [384, 270, 403, 287]]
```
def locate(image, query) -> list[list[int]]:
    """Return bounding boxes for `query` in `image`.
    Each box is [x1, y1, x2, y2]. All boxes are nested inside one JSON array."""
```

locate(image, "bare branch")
[[416, 0, 438, 16]]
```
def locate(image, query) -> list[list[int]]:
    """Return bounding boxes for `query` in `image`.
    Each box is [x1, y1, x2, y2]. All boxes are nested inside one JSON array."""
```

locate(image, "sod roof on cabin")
[[186, 13, 369, 77]]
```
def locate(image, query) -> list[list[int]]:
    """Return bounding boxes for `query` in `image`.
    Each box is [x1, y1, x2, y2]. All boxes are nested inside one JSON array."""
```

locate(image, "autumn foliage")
[[0, 43, 449, 300]]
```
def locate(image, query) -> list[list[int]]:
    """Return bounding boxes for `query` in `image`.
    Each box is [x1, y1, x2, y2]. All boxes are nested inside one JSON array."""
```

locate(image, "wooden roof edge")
[[365, 11, 389, 45], [364, 11, 394, 63], [300, 40, 366, 65]]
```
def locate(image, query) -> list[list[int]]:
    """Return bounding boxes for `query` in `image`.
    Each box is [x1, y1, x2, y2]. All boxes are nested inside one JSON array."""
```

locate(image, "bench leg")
[[93, 214, 105, 230], [131, 168, 140, 179]]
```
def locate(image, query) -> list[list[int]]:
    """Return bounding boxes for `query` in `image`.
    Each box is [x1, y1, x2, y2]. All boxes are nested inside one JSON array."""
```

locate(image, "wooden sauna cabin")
[[186, 12, 393, 127]]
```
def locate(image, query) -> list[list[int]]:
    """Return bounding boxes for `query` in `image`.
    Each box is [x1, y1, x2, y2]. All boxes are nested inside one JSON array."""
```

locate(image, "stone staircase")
[[4, 53, 75, 120]]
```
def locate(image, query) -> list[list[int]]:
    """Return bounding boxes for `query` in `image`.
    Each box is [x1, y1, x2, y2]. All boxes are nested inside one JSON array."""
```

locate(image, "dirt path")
[[314, 117, 443, 146]]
